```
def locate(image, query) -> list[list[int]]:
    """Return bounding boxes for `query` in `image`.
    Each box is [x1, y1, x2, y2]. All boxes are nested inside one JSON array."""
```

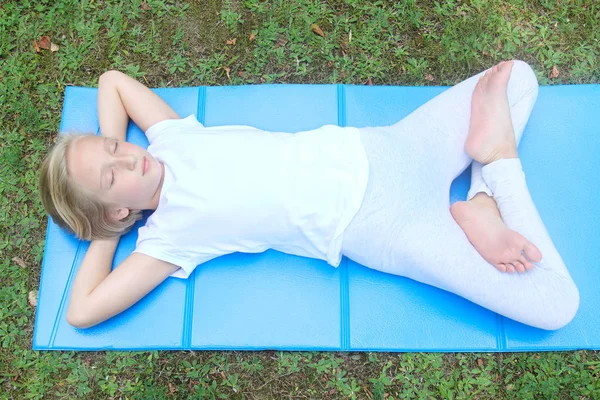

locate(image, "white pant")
[[342, 60, 579, 330]]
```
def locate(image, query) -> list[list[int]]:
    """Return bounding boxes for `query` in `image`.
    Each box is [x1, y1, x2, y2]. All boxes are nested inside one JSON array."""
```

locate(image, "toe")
[[495, 263, 507, 273], [506, 264, 515, 273], [513, 261, 525, 273], [524, 242, 542, 262], [499, 60, 513, 72], [519, 255, 534, 271]]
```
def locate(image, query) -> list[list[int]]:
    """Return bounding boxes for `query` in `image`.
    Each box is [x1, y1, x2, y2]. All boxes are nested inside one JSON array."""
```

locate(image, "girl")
[[39, 60, 579, 330]]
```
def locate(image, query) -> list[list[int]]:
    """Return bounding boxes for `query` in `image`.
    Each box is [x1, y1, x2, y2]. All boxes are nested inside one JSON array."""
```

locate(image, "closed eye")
[[110, 140, 117, 187]]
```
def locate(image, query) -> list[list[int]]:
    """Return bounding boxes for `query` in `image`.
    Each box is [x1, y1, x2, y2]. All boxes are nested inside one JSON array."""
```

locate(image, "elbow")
[[66, 308, 97, 329], [99, 70, 124, 85], [66, 312, 90, 329]]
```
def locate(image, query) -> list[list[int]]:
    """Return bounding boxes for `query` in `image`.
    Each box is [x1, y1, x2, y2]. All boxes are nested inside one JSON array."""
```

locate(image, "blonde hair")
[[38, 133, 142, 240]]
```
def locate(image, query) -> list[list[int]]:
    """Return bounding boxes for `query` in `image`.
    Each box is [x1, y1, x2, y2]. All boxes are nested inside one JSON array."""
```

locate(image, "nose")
[[114, 155, 136, 171]]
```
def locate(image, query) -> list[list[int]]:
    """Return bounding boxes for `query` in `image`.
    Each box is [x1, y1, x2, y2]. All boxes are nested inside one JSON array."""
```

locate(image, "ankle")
[[483, 145, 519, 165]]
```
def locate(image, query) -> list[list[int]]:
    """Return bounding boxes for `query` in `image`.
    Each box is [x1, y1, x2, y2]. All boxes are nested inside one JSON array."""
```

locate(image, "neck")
[[148, 162, 165, 210]]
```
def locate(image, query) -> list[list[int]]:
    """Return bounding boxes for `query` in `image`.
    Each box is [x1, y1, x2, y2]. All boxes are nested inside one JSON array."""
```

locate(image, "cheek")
[[117, 175, 144, 195]]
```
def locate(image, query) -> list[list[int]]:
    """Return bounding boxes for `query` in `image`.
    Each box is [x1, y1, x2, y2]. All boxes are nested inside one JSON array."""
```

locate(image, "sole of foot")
[[455, 60, 543, 273], [451, 197, 542, 273]]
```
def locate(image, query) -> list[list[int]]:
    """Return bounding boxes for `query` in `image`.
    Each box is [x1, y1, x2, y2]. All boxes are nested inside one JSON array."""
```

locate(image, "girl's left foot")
[[466, 61, 518, 164], [451, 193, 542, 273]]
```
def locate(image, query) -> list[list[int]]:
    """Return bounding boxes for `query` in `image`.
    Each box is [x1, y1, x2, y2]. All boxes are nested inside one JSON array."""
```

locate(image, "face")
[[67, 135, 164, 219]]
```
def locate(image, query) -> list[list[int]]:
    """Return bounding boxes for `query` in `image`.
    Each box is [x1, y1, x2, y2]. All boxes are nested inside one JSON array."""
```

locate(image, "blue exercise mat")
[[33, 84, 600, 351]]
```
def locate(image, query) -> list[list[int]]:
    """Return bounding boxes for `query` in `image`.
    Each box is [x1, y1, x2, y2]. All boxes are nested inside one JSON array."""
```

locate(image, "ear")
[[108, 207, 130, 221]]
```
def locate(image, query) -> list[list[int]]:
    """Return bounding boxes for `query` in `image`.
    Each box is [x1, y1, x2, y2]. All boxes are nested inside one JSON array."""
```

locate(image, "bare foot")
[[465, 61, 518, 164], [451, 193, 542, 273], [453, 61, 543, 273]]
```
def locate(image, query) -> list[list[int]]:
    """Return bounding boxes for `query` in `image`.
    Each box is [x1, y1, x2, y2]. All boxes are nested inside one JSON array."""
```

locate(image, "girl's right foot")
[[451, 193, 541, 273], [451, 61, 542, 273]]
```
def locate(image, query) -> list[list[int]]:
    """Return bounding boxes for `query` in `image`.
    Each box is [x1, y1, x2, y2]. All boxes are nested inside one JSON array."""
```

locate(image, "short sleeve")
[[145, 114, 203, 144], [134, 236, 220, 279]]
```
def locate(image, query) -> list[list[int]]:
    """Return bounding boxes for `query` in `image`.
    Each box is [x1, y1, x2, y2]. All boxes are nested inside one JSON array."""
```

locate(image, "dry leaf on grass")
[[38, 36, 51, 50], [226, 38, 237, 45], [275, 36, 288, 48], [550, 66, 560, 79], [50, 42, 59, 52], [339, 39, 348, 55], [249, 32, 256, 41], [424, 74, 434, 82], [223, 67, 231, 79], [238, 71, 245, 77], [33, 39, 40, 53], [367, 78, 373, 86], [311, 24, 325, 38], [141, 1, 152, 10], [167, 382, 176, 396], [12, 256, 28, 269], [28, 290, 38, 307]]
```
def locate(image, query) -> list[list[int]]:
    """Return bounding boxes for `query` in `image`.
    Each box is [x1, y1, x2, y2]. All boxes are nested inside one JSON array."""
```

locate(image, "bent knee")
[[510, 60, 539, 86], [533, 279, 580, 331], [508, 60, 539, 102]]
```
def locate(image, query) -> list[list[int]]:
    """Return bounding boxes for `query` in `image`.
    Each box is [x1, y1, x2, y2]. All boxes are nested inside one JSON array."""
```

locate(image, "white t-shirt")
[[134, 115, 369, 279]]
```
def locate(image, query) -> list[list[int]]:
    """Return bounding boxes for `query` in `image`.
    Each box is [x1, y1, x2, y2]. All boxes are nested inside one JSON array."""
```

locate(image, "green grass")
[[1, 0, 599, 398]]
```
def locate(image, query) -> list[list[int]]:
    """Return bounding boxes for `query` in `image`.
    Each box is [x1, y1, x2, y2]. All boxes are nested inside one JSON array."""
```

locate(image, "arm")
[[65, 71, 182, 328], [97, 70, 180, 141], [66, 238, 179, 329]]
